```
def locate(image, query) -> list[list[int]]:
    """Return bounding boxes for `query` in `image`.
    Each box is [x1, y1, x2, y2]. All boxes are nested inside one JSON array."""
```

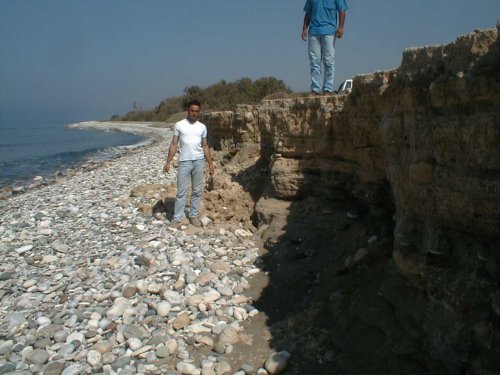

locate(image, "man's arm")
[[164, 135, 179, 173], [301, 13, 310, 41], [336, 11, 346, 38], [202, 138, 215, 175]]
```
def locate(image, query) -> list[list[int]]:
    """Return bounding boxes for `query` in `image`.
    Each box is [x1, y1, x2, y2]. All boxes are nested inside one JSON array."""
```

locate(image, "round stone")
[[61, 363, 86, 375], [29, 348, 49, 364], [41, 362, 65, 375], [156, 301, 171, 317], [66, 332, 85, 345], [54, 329, 69, 343], [87, 350, 103, 369], [36, 316, 52, 327], [264, 351, 291, 374], [218, 326, 239, 345], [122, 325, 145, 340], [215, 361, 232, 375], [176, 361, 197, 374], [127, 337, 143, 351]]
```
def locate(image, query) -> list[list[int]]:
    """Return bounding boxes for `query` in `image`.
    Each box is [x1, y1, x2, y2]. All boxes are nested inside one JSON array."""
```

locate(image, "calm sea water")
[[0, 121, 145, 189]]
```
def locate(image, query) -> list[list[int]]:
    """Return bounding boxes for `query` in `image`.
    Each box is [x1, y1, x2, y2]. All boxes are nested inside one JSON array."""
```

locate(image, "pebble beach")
[[0, 122, 288, 375]]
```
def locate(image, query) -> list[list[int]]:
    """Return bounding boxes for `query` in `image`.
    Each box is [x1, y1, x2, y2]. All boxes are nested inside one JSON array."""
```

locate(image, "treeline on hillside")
[[112, 77, 291, 122]]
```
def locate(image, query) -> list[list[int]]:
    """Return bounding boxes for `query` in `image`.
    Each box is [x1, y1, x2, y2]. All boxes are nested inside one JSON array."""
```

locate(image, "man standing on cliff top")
[[164, 100, 215, 228], [302, 0, 348, 95]]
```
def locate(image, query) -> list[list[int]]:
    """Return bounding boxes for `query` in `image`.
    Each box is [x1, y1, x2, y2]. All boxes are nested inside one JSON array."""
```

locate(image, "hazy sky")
[[1, 0, 498, 125]]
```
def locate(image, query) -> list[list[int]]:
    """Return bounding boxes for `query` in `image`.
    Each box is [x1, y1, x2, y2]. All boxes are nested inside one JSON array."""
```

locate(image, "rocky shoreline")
[[0, 122, 168, 200], [0, 122, 287, 375]]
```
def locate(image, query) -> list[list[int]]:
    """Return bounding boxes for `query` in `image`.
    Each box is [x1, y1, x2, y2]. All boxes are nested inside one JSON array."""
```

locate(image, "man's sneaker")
[[189, 216, 202, 228], [169, 219, 183, 228]]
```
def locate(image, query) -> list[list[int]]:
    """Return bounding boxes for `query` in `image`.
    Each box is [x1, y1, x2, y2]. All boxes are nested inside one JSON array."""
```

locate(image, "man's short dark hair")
[[186, 99, 201, 109]]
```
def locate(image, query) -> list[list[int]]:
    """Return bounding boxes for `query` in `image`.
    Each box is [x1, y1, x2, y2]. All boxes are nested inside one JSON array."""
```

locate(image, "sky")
[[0, 0, 498, 125]]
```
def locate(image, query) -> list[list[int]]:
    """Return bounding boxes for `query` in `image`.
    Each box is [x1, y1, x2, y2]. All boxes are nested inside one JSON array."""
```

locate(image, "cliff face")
[[202, 28, 499, 373]]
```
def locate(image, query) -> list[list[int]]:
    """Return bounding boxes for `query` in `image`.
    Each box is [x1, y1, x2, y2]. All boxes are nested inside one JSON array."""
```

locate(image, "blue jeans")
[[173, 159, 205, 221], [308, 35, 336, 93]]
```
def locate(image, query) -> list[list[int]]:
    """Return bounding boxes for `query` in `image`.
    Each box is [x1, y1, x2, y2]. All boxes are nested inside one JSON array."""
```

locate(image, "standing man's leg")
[[308, 35, 322, 93], [189, 159, 205, 219], [321, 35, 336, 93], [173, 160, 192, 221]]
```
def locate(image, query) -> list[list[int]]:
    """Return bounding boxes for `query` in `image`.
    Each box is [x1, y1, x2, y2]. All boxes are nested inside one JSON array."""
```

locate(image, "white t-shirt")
[[174, 119, 207, 161]]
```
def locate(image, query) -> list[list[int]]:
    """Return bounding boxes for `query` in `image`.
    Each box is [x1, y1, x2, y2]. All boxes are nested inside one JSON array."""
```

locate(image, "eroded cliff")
[[201, 28, 499, 374]]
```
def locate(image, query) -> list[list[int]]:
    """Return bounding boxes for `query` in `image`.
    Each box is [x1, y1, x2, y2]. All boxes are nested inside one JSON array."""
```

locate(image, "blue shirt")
[[304, 0, 348, 36]]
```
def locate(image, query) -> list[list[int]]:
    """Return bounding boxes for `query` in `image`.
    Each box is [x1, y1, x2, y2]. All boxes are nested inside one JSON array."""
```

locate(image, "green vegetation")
[[165, 111, 188, 124], [112, 77, 291, 122]]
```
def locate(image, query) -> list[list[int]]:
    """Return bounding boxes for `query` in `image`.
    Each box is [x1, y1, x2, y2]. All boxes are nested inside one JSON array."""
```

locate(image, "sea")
[[0, 120, 147, 189]]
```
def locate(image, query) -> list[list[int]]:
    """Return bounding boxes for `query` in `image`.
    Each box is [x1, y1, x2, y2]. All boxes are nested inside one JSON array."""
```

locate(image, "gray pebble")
[[42, 361, 66, 375], [28, 348, 49, 365], [0, 363, 16, 375], [61, 363, 87, 375]]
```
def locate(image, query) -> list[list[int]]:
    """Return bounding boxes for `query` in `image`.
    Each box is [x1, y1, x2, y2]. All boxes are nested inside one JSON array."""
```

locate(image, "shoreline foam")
[[67, 121, 173, 139]]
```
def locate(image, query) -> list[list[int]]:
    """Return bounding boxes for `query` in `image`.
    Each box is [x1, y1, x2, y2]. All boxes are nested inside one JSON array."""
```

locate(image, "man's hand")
[[208, 163, 215, 175], [336, 11, 346, 39], [302, 14, 310, 42], [164, 136, 178, 174]]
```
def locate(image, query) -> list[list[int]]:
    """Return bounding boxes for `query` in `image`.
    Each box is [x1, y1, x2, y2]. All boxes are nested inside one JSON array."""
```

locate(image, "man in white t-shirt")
[[164, 100, 215, 227]]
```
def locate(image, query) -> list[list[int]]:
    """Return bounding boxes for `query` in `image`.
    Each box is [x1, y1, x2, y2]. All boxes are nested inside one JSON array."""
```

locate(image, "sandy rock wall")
[[201, 28, 500, 372], [203, 27, 499, 250]]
